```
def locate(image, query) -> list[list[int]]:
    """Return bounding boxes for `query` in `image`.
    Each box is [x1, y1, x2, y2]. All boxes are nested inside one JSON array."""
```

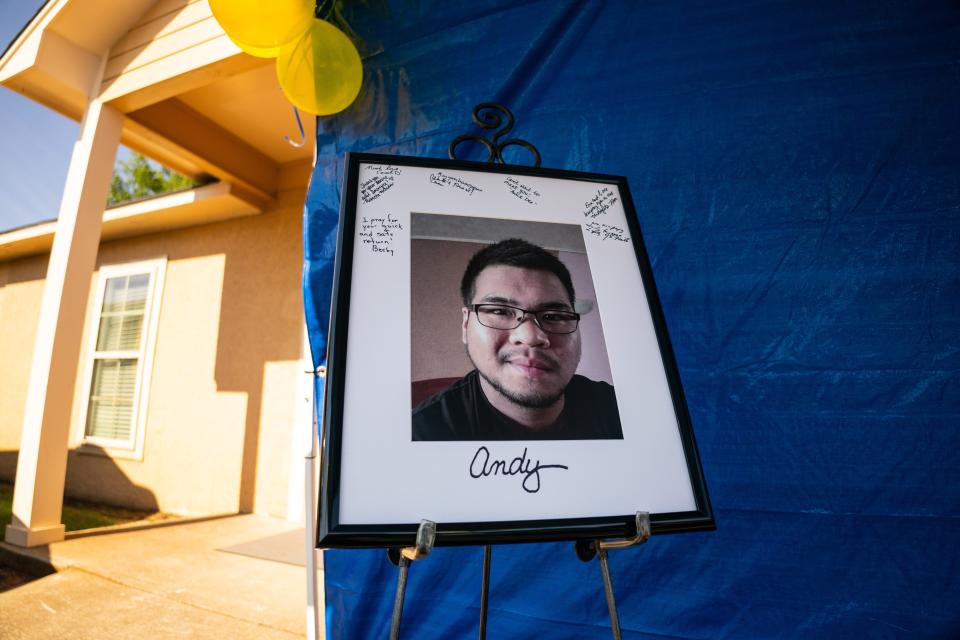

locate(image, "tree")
[[107, 153, 197, 206]]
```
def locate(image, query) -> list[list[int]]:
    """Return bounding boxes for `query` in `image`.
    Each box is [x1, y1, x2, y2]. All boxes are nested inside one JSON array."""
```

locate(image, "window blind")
[[86, 359, 137, 440], [85, 274, 150, 442]]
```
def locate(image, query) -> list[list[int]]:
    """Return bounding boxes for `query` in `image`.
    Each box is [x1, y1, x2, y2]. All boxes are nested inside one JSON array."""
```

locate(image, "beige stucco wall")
[[0, 255, 49, 480], [0, 184, 305, 519]]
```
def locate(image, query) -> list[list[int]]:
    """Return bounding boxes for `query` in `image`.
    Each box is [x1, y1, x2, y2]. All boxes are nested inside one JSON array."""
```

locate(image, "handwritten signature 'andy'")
[[469, 446, 568, 493]]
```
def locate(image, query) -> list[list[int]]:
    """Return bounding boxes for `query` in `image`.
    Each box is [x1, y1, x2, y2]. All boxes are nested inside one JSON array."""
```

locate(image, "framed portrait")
[[317, 153, 713, 548]]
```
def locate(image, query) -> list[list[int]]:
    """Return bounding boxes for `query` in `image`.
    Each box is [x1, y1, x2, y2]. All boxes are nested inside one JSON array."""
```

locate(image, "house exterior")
[[0, 0, 317, 546]]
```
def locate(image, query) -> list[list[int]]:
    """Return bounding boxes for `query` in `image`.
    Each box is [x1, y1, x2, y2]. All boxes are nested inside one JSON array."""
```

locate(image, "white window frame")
[[76, 257, 166, 459]]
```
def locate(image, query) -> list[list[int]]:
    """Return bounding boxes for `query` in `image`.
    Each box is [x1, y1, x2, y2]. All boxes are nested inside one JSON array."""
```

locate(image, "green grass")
[[1, 481, 158, 536]]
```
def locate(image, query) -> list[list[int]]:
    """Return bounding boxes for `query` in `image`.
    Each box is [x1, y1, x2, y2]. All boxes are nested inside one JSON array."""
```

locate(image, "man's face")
[[462, 265, 581, 409]]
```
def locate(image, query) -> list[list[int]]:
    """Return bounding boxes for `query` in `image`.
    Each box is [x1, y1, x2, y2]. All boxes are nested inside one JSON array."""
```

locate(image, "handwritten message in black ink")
[[373, 165, 401, 176], [583, 187, 619, 219], [469, 446, 568, 494], [503, 177, 541, 205], [585, 221, 630, 243], [359, 214, 403, 256], [360, 175, 395, 203], [429, 171, 483, 195]]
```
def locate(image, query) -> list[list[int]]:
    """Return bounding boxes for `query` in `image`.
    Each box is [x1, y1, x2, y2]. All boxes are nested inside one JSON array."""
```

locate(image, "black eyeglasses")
[[470, 303, 580, 335]]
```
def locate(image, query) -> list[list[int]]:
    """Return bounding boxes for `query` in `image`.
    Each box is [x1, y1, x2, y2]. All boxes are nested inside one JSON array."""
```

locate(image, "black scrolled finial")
[[449, 103, 542, 167]]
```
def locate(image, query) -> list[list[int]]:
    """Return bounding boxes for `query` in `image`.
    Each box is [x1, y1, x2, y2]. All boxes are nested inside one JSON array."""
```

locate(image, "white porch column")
[[5, 97, 122, 547]]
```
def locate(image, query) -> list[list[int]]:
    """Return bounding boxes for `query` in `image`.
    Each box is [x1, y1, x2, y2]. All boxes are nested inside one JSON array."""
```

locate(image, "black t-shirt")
[[412, 369, 623, 441]]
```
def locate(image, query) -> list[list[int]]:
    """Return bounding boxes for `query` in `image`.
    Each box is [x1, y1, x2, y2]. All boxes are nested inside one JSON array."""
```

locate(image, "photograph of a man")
[[413, 237, 623, 441]]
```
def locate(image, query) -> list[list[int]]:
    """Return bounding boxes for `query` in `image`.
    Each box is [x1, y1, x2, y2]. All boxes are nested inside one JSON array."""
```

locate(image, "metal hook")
[[284, 106, 306, 148], [574, 512, 651, 561]]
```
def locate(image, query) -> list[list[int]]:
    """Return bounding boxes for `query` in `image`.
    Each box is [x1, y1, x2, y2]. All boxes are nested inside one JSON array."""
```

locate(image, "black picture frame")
[[317, 152, 714, 548]]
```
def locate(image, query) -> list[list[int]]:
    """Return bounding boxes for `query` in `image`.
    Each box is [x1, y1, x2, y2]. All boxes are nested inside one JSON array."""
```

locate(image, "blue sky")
[[0, 1, 94, 233], [0, 4, 194, 235]]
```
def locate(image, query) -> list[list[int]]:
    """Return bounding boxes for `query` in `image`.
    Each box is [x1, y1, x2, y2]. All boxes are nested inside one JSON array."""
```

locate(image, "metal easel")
[[386, 103, 542, 640], [386, 531, 494, 640], [385, 105, 649, 639], [576, 512, 652, 639], [387, 520, 437, 640], [385, 514, 650, 640]]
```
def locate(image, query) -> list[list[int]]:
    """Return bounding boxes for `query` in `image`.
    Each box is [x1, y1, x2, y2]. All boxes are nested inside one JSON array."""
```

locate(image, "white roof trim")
[[0, 181, 262, 262]]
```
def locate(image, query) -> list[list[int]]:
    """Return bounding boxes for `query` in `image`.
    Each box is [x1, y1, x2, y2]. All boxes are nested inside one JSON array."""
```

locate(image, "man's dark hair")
[[460, 238, 576, 306]]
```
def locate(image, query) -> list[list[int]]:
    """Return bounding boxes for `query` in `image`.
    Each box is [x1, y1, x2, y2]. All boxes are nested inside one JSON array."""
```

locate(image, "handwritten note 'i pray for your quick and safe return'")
[[503, 177, 541, 205], [583, 187, 619, 219], [359, 215, 403, 256], [429, 171, 483, 195], [360, 166, 402, 203]]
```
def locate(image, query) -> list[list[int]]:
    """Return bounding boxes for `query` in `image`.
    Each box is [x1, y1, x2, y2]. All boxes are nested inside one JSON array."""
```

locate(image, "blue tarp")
[[303, 1, 960, 636]]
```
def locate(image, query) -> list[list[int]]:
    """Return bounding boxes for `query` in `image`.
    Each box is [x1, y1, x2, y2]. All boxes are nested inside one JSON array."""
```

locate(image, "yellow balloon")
[[276, 19, 363, 116], [230, 38, 280, 59], [210, 0, 313, 54]]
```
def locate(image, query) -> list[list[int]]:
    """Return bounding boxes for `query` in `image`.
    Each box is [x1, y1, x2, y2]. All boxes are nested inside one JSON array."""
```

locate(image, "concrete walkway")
[[0, 515, 323, 639]]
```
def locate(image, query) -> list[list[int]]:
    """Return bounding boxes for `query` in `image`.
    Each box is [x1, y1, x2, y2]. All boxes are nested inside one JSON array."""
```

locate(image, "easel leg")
[[576, 513, 651, 640], [387, 520, 436, 640], [597, 547, 622, 640], [390, 555, 411, 640], [479, 545, 491, 639]]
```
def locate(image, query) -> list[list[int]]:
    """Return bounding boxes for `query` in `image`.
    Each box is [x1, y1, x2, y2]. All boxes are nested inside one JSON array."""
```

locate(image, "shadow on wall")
[[0, 446, 158, 576], [211, 207, 304, 513], [0, 253, 49, 287], [1, 447, 159, 514], [1, 445, 159, 570], [63, 445, 161, 513], [102, 201, 305, 514]]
